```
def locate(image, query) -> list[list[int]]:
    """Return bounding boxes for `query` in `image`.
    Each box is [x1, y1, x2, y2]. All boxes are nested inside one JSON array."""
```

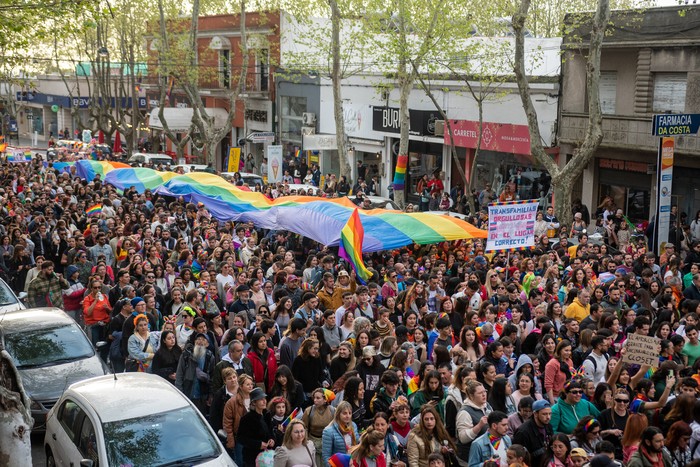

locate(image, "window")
[[653, 73, 687, 113], [280, 96, 307, 144], [78, 416, 99, 465], [599, 71, 617, 114], [219, 50, 231, 89], [257, 48, 269, 92], [58, 400, 83, 441]]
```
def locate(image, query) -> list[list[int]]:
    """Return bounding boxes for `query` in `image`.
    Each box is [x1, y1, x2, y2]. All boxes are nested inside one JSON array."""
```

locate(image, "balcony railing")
[[559, 112, 700, 155]]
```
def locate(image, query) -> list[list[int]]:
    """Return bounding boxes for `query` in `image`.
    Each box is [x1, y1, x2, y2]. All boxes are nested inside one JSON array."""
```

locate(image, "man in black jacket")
[[512, 399, 553, 467]]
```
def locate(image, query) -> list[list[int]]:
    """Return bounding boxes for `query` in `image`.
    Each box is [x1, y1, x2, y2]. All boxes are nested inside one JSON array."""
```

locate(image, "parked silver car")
[[0, 308, 107, 429], [0, 276, 25, 314]]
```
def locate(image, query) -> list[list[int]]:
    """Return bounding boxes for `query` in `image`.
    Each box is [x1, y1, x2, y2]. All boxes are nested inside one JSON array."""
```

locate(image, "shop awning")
[[148, 107, 229, 132]]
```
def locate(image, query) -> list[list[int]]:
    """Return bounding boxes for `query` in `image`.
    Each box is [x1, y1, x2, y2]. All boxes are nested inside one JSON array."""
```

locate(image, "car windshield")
[[103, 406, 221, 466], [4, 324, 95, 368], [0, 280, 18, 306]]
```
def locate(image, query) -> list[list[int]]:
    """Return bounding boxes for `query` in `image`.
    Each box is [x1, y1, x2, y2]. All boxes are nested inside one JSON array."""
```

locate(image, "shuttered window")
[[652, 73, 687, 113], [599, 72, 617, 114]]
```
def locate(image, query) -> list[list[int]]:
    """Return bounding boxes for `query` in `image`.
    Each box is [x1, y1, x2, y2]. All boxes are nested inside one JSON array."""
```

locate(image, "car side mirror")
[[217, 429, 227, 442], [80, 460, 94, 467], [95, 341, 109, 350]]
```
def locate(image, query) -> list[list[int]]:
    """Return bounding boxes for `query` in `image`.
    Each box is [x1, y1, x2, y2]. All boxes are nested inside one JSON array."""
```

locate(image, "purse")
[[125, 337, 150, 372]]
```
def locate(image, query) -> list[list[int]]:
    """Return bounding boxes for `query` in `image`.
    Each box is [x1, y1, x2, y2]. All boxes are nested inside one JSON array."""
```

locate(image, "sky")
[[656, 0, 697, 5]]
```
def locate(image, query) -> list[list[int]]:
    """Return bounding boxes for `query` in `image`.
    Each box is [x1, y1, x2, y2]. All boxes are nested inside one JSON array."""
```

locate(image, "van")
[[127, 152, 173, 167]]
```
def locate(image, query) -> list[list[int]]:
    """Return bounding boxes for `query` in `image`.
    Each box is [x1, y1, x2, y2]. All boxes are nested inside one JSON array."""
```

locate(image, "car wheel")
[[46, 447, 56, 467]]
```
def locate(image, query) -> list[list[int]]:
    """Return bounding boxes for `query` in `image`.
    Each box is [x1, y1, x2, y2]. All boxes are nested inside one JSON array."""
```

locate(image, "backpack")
[[576, 353, 609, 378]]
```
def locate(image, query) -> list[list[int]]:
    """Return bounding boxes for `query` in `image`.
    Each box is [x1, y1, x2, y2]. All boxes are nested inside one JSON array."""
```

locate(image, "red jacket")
[[247, 348, 277, 392], [352, 453, 386, 467]]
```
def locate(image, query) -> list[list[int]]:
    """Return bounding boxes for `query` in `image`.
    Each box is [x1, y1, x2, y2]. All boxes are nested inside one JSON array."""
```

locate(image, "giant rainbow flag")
[[74, 160, 131, 181], [103, 168, 487, 252]]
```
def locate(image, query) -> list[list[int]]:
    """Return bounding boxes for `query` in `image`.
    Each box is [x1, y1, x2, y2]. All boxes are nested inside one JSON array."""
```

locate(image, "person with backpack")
[[582, 335, 610, 384], [303, 387, 336, 466]]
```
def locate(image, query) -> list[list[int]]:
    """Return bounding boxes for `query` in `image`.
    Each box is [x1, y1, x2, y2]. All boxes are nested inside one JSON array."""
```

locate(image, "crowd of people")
[[6, 152, 700, 467]]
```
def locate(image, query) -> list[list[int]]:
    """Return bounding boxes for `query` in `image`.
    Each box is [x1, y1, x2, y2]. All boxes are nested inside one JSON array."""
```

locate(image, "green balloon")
[[51, 105, 59, 112]]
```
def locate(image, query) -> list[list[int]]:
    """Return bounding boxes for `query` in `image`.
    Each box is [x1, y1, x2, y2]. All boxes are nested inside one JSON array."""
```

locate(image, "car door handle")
[[52, 433, 56, 440]]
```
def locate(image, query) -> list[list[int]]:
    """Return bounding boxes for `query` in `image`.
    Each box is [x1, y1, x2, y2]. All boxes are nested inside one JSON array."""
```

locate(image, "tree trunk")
[[512, 0, 608, 229], [552, 175, 574, 232], [329, 0, 350, 180], [0, 350, 33, 466]]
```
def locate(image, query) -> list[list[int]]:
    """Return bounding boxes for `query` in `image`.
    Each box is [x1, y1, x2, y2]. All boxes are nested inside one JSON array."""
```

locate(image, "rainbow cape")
[[86, 204, 102, 216], [338, 208, 371, 285]]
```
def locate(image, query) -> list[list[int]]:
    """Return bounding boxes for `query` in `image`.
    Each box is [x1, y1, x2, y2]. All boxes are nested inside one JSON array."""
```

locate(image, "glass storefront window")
[[280, 96, 306, 145]]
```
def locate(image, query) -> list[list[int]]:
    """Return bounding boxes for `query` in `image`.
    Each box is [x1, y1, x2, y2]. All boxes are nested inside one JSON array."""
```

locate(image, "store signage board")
[[652, 114, 700, 136]]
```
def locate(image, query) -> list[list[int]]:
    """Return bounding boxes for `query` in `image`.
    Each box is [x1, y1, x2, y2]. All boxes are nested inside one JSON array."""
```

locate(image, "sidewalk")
[[6, 135, 47, 152]]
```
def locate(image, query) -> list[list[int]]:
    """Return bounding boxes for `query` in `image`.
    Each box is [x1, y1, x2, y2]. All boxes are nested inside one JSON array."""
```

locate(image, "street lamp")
[[97, 47, 109, 58]]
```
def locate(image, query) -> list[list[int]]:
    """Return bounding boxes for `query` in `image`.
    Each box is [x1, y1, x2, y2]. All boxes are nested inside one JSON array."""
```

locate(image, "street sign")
[[247, 132, 275, 143], [652, 113, 700, 136]]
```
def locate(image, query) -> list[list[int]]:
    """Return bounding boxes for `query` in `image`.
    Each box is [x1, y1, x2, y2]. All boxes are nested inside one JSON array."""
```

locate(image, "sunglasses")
[[569, 390, 583, 395], [614, 398, 629, 403]]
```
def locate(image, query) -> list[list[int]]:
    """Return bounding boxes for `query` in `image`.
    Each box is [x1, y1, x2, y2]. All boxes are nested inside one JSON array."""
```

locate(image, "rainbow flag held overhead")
[[338, 208, 371, 285], [86, 204, 102, 216]]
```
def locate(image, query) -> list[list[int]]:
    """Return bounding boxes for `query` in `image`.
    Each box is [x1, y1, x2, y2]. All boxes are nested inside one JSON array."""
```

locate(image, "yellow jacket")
[[564, 297, 590, 322]]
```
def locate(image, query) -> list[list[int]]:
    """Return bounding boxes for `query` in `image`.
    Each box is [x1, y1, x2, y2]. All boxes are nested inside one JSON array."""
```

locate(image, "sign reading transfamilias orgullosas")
[[486, 200, 538, 252]]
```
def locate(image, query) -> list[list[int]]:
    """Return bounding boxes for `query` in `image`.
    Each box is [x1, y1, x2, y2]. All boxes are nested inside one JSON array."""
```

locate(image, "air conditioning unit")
[[434, 120, 445, 136], [302, 112, 317, 126], [301, 126, 316, 135]]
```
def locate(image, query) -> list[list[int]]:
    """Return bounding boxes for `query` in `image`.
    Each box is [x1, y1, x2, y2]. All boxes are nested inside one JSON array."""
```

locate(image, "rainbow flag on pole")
[[392, 154, 408, 190], [338, 208, 371, 284], [281, 407, 301, 429], [86, 204, 102, 216]]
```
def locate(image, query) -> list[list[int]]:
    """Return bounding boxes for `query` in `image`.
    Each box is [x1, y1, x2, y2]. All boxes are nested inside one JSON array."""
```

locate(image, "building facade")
[[279, 13, 562, 199], [559, 5, 700, 221]]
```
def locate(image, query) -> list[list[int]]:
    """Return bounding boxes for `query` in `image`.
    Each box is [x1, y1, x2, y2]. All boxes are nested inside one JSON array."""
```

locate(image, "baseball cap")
[[570, 448, 587, 459], [532, 399, 551, 412], [338, 270, 350, 277]]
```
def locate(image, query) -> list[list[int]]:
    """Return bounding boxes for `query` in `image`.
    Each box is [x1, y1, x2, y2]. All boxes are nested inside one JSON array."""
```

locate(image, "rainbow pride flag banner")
[[392, 154, 408, 190], [86, 204, 102, 216], [104, 168, 487, 252], [338, 208, 372, 284]]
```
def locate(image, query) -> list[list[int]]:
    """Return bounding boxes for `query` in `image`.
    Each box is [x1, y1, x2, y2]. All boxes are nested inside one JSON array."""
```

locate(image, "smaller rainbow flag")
[[281, 407, 301, 428], [86, 204, 102, 216], [338, 208, 371, 285], [392, 154, 408, 190]]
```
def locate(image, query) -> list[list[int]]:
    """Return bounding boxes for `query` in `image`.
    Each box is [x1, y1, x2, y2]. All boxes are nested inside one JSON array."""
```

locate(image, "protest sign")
[[621, 333, 660, 368], [486, 200, 538, 251]]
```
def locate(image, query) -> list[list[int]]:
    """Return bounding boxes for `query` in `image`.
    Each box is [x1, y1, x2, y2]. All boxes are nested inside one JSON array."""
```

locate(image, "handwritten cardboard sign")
[[621, 333, 660, 368]]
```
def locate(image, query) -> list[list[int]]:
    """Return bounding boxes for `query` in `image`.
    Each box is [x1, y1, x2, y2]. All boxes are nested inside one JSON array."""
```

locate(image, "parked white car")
[[44, 373, 236, 467]]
